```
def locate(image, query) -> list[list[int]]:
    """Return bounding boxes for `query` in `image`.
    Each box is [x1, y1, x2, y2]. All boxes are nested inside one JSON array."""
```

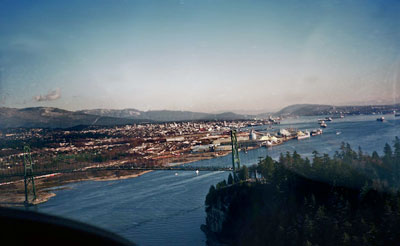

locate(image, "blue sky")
[[1, 0, 399, 113]]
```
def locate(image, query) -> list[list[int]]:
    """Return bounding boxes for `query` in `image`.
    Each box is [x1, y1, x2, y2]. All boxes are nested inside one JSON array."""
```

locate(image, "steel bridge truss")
[[230, 130, 241, 181], [23, 146, 36, 205]]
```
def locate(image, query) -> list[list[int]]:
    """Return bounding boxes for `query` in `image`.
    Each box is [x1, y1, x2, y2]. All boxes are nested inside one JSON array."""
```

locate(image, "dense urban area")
[[1, 103, 399, 205], [0, 118, 289, 204], [0, 118, 280, 174]]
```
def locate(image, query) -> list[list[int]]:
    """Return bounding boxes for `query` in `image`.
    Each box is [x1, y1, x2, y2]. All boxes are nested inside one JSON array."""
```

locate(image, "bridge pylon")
[[230, 130, 241, 181], [23, 146, 36, 206]]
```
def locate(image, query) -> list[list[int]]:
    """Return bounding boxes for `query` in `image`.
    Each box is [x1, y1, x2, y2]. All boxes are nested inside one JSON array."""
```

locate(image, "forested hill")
[[0, 107, 249, 129], [78, 109, 250, 121], [0, 107, 142, 129], [203, 138, 400, 246]]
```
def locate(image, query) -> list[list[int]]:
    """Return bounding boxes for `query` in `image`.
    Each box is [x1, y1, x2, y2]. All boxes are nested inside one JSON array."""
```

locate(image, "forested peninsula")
[[203, 138, 400, 246]]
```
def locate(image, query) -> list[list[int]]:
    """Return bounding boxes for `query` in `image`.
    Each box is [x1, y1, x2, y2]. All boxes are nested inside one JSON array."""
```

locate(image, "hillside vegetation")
[[204, 138, 400, 246]]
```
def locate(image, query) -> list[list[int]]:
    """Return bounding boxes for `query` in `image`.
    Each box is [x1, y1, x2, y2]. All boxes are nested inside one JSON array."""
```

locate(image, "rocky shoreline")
[[0, 150, 234, 207], [0, 169, 152, 207]]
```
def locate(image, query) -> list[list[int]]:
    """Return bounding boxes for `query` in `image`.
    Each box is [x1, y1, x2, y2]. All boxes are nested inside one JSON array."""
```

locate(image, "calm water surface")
[[37, 115, 400, 245]]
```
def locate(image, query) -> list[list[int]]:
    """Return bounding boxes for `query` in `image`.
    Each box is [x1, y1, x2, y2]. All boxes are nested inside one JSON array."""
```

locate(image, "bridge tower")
[[23, 146, 36, 205], [230, 130, 241, 180]]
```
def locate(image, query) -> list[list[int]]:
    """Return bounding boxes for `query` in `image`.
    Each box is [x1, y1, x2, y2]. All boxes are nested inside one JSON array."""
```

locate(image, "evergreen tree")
[[394, 136, 400, 159], [261, 156, 275, 181], [205, 185, 216, 207], [393, 137, 400, 183], [384, 143, 393, 163], [216, 180, 227, 189], [228, 173, 234, 185], [239, 166, 249, 181], [371, 151, 380, 160], [358, 146, 363, 161]]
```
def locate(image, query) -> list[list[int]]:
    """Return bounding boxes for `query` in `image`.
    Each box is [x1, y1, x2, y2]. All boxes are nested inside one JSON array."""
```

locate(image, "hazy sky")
[[1, 0, 399, 113]]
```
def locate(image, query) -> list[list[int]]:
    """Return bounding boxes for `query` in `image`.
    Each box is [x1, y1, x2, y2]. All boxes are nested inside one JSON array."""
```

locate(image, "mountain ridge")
[[78, 109, 250, 122], [1, 103, 399, 129], [0, 107, 145, 129], [274, 103, 400, 116], [0, 107, 253, 129]]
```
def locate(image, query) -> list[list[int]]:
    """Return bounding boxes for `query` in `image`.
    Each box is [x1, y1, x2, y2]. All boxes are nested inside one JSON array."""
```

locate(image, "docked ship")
[[297, 130, 310, 140], [311, 129, 323, 136], [263, 141, 273, 147]]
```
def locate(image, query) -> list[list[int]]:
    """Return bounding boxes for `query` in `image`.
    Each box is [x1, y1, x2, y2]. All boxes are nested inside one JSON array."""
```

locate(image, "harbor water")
[[37, 115, 400, 245]]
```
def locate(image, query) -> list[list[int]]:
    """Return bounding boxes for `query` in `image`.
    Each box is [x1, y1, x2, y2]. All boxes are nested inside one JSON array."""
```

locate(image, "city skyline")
[[1, 0, 400, 113]]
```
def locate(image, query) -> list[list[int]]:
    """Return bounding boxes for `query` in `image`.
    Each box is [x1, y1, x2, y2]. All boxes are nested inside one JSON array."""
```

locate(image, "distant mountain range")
[[1, 103, 399, 129], [77, 109, 249, 122], [0, 107, 251, 129], [0, 107, 140, 129], [274, 103, 400, 116]]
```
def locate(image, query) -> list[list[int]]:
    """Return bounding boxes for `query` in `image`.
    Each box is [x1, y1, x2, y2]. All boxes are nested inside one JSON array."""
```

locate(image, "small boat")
[[395, 114, 400, 117], [377, 116, 385, 122], [311, 129, 323, 136], [325, 117, 333, 121], [336, 131, 341, 135], [195, 170, 199, 175], [175, 172, 178, 176], [320, 123, 327, 128]]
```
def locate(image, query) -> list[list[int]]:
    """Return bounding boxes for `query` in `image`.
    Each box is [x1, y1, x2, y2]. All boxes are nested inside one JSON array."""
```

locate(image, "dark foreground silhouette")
[[204, 138, 400, 246]]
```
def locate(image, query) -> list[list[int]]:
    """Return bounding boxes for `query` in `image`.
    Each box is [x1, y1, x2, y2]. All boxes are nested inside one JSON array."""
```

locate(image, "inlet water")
[[37, 115, 400, 245]]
